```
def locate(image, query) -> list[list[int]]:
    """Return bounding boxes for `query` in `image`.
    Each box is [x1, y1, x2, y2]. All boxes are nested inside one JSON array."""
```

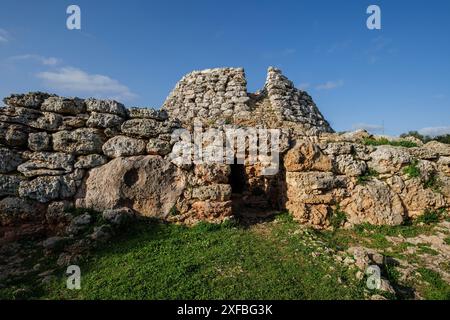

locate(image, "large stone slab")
[[52, 128, 106, 155], [102, 136, 146, 158], [80, 155, 186, 218], [17, 152, 74, 177], [41, 97, 86, 115]]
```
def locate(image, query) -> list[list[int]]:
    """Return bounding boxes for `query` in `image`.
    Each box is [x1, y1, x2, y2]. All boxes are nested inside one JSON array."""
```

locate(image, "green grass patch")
[[416, 209, 445, 225], [329, 206, 347, 230], [423, 173, 442, 193], [445, 237, 450, 246], [416, 268, 450, 300], [363, 137, 418, 148], [357, 168, 379, 185], [403, 160, 421, 179], [0, 214, 365, 300]]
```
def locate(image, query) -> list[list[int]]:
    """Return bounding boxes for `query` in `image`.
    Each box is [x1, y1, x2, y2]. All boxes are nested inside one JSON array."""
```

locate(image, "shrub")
[[424, 173, 441, 193], [357, 168, 379, 184], [363, 137, 418, 148], [403, 160, 421, 179], [329, 206, 347, 230], [416, 209, 445, 225]]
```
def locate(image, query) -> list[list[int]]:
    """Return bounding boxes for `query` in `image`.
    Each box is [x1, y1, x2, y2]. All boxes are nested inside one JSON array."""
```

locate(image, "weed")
[[329, 206, 347, 230], [357, 168, 379, 184], [403, 160, 420, 179]]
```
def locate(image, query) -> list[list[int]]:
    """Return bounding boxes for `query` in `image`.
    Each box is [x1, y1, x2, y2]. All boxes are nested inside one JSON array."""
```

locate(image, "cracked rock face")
[[340, 179, 405, 226]]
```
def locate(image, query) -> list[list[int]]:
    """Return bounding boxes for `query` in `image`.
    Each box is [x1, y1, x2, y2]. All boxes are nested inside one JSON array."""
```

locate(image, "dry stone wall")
[[1, 67, 449, 237], [284, 132, 450, 228], [162, 67, 333, 136]]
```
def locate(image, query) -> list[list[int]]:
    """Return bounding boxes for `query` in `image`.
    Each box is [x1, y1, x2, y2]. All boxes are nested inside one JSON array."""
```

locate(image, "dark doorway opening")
[[229, 164, 246, 194]]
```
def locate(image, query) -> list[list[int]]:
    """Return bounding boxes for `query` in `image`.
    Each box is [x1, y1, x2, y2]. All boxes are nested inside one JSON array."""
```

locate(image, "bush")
[[329, 206, 347, 230], [357, 168, 379, 184], [403, 160, 421, 179], [400, 131, 450, 145], [416, 209, 445, 225], [363, 137, 417, 148], [424, 173, 441, 193]]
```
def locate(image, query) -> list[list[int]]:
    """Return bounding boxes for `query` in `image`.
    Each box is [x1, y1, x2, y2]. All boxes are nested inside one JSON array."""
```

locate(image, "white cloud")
[[315, 80, 344, 91], [352, 123, 384, 133], [0, 28, 9, 43], [8, 54, 61, 66], [297, 83, 310, 90], [432, 94, 446, 99], [418, 126, 450, 137], [36, 67, 137, 101]]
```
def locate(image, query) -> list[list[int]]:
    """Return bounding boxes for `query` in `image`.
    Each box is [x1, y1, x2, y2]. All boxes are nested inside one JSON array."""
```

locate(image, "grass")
[[416, 209, 445, 225], [445, 237, 450, 246], [357, 168, 379, 185], [363, 137, 418, 148], [403, 160, 421, 179], [329, 206, 347, 230], [0, 213, 365, 300], [416, 268, 450, 300], [423, 173, 442, 193]]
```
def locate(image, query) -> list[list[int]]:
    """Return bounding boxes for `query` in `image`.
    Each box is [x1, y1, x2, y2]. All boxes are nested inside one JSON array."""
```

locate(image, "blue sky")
[[0, 0, 449, 136]]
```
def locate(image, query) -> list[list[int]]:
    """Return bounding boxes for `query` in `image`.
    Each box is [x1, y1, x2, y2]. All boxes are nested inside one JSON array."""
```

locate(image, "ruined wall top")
[[162, 67, 333, 135]]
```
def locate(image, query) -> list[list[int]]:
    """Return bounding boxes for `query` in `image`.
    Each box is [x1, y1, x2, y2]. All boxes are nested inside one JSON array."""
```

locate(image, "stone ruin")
[[1, 67, 450, 244]]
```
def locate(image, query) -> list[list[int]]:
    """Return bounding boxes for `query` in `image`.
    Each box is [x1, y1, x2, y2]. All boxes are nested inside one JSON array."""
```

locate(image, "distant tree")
[[435, 134, 450, 144], [400, 131, 450, 144]]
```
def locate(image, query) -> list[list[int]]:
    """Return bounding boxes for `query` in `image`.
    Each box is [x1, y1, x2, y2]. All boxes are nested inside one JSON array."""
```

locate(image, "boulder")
[[90, 225, 113, 242], [340, 179, 405, 226], [193, 163, 231, 184], [85, 98, 127, 117], [17, 152, 74, 177], [40, 97, 85, 115], [0, 107, 62, 131], [52, 128, 106, 155], [86, 112, 124, 129], [3, 92, 55, 109], [102, 136, 146, 158], [121, 119, 178, 138], [437, 157, 450, 176], [19, 176, 61, 203], [102, 207, 135, 226], [0, 174, 23, 197], [128, 107, 168, 120], [368, 146, 412, 174], [0, 197, 42, 226], [284, 141, 332, 172], [60, 115, 89, 130], [189, 200, 233, 222], [192, 184, 232, 201], [146, 138, 172, 156], [80, 155, 186, 218], [0, 147, 23, 173], [285, 172, 348, 211], [46, 201, 74, 224], [74, 154, 108, 169], [0, 123, 30, 147], [333, 154, 367, 177], [399, 178, 447, 218], [423, 141, 450, 156], [28, 132, 51, 151]]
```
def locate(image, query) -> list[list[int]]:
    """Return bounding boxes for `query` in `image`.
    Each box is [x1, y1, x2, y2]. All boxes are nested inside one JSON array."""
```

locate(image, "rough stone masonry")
[[0, 67, 449, 241]]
